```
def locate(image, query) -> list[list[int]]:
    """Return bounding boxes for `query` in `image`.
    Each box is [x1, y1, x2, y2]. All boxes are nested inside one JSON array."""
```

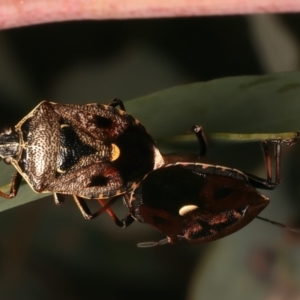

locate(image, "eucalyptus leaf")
[[1, 71, 300, 212], [126, 71, 300, 139]]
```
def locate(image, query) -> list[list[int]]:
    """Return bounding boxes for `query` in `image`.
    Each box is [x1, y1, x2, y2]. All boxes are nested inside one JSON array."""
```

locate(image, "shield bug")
[[98, 126, 297, 246], [128, 162, 272, 246], [0, 99, 164, 218], [128, 137, 297, 246]]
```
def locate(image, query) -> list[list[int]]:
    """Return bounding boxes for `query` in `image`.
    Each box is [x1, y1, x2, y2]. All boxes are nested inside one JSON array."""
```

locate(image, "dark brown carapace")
[[128, 162, 269, 245]]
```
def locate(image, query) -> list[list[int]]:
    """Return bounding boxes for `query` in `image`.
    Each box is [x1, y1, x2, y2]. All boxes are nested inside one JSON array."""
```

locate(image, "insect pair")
[[0, 100, 297, 246]]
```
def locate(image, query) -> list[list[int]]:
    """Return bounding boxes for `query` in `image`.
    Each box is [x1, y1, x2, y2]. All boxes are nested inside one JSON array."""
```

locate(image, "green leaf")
[[1, 71, 300, 211], [125, 71, 300, 139]]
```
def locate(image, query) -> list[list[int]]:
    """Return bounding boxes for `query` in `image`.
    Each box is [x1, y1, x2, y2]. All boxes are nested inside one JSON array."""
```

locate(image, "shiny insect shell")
[[0, 100, 163, 214], [126, 162, 270, 245]]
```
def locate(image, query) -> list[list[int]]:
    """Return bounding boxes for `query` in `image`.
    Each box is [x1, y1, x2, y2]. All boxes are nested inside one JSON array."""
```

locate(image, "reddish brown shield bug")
[[0, 99, 164, 218], [98, 126, 298, 246]]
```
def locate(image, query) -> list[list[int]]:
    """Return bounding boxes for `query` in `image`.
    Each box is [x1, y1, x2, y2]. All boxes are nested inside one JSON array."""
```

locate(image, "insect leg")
[[247, 139, 294, 190], [108, 98, 126, 111], [53, 193, 65, 205], [0, 172, 22, 199], [193, 125, 207, 156], [72, 195, 134, 227], [263, 140, 282, 186], [72, 195, 118, 220], [96, 197, 135, 228], [162, 125, 207, 164]]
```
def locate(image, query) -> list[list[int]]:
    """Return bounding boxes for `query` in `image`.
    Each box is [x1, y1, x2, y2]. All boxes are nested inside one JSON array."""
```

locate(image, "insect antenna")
[[256, 215, 300, 234]]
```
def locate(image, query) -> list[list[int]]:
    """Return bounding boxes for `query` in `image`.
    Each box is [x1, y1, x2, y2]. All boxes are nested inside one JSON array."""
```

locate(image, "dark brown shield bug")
[[0, 99, 164, 218], [124, 137, 296, 246], [128, 162, 271, 246], [98, 126, 297, 246]]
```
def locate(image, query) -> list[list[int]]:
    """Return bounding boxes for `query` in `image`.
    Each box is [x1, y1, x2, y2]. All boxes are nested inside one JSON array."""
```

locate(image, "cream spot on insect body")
[[179, 205, 199, 216], [110, 143, 120, 161]]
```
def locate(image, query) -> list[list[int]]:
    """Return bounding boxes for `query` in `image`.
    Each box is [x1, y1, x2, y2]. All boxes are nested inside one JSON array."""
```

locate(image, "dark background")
[[0, 15, 300, 299]]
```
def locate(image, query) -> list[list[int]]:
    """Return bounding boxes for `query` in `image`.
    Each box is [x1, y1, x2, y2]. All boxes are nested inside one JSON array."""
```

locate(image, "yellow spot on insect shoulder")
[[111, 143, 120, 161]]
